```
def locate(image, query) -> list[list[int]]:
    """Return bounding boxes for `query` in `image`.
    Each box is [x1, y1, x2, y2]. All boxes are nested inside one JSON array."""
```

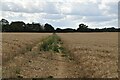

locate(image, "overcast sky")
[[0, 0, 119, 29]]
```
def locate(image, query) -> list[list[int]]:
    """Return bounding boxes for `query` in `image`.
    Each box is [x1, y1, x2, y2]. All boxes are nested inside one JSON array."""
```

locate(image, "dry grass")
[[2, 33, 51, 63], [57, 32, 118, 78]]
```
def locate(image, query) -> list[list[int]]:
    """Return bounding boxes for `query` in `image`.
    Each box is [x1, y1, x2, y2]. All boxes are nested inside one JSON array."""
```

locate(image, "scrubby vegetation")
[[40, 33, 64, 53]]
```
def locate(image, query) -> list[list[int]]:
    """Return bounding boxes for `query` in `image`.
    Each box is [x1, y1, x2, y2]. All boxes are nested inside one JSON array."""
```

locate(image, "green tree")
[[0, 19, 9, 32], [10, 21, 26, 32], [44, 23, 54, 32], [77, 23, 89, 32]]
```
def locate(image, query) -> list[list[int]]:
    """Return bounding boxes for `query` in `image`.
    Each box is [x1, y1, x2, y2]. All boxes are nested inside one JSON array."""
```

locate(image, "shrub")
[[40, 33, 64, 53]]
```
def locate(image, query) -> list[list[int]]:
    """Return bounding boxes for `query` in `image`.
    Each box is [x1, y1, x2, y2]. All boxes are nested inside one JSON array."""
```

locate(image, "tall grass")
[[40, 33, 64, 53]]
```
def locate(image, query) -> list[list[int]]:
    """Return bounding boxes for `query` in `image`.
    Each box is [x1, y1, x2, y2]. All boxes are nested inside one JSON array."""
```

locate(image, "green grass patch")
[[40, 33, 65, 53]]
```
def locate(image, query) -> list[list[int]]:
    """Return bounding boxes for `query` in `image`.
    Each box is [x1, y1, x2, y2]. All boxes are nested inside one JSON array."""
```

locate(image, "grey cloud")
[[99, 1, 118, 16], [42, 2, 60, 14], [0, 1, 118, 28], [91, 19, 118, 28], [107, 2, 118, 15], [83, 16, 117, 22], [65, 2, 103, 16], [1, 2, 20, 12], [1, 2, 59, 14], [2, 11, 27, 22], [42, 14, 65, 20], [1, 2, 42, 13]]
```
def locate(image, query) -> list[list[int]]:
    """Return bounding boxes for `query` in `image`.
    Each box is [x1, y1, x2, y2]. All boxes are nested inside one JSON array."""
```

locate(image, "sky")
[[0, 0, 119, 29]]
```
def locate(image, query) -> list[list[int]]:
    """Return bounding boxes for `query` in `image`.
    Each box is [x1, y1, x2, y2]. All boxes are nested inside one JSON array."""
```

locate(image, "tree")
[[0, 19, 9, 32], [26, 22, 43, 32], [62, 28, 75, 32], [77, 23, 89, 32], [56, 28, 62, 32], [106, 27, 116, 32], [44, 23, 54, 32], [10, 21, 26, 32], [0, 19, 9, 25]]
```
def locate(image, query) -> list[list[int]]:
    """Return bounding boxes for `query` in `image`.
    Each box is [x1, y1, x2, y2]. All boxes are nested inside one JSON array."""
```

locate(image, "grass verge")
[[40, 33, 74, 61], [40, 33, 65, 53]]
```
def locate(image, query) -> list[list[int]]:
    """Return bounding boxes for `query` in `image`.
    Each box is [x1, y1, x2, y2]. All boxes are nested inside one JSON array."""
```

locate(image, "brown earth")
[[2, 33, 51, 63], [2, 32, 118, 78], [2, 36, 80, 78], [57, 32, 118, 78]]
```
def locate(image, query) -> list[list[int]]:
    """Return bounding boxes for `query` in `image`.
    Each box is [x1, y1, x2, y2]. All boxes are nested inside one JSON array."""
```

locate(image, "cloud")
[[98, 0, 118, 16], [42, 14, 65, 20], [88, 19, 118, 28], [65, 2, 103, 16], [82, 15, 117, 22], [1, 1, 59, 14], [0, 0, 119, 28]]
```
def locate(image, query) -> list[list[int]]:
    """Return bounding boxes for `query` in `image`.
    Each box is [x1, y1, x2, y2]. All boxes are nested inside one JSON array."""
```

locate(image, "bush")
[[40, 33, 64, 53]]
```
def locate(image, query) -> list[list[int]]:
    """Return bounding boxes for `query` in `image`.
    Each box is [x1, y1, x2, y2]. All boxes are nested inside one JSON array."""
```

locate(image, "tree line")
[[0, 19, 120, 32]]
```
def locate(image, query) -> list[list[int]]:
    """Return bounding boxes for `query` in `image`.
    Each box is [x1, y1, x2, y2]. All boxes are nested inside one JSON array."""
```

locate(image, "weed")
[[40, 34, 65, 53], [15, 67, 20, 75], [26, 46, 32, 51]]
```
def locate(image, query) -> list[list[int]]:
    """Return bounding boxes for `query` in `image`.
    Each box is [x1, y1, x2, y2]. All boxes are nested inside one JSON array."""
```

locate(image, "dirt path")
[[19, 51, 79, 78], [55, 53, 65, 78]]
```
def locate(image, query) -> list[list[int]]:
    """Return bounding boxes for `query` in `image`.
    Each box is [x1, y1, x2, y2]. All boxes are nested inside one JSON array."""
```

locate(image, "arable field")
[[2, 33, 51, 63], [2, 33, 51, 78], [2, 32, 118, 78], [57, 32, 118, 78]]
